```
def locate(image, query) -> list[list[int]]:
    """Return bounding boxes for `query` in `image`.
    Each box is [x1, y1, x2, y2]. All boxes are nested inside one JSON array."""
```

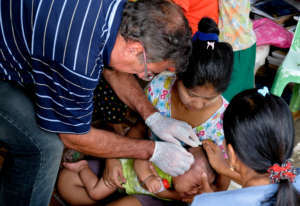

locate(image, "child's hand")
[[143, 175, 162, 193], [202, 140, 230, 173], [103, 159, 126, 189], [63, 160, 89, 173]]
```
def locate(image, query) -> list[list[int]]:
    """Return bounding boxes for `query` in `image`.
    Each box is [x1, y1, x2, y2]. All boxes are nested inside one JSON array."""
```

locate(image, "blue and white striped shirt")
[[0, 0, 126, 134]]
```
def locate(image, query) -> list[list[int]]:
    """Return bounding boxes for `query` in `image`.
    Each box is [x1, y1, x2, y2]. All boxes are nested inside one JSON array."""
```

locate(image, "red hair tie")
[[267, 161, 296, 183]]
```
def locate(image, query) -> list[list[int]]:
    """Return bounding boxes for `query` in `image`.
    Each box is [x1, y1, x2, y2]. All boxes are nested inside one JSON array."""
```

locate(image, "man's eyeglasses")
[[141, 50, 155, 81]]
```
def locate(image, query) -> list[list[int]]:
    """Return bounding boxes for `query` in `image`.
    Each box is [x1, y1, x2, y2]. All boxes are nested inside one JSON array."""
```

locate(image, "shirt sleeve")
[[31, 57, 98, 134], [29, 0, 125, 133]]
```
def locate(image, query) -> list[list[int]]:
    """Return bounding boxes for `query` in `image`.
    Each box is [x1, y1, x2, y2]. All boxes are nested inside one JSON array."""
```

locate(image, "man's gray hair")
[[119, 0, 192, 73]]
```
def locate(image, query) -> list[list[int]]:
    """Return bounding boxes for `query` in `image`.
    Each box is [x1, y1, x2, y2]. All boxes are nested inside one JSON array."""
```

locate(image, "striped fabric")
[[0, 0, 126, 133]]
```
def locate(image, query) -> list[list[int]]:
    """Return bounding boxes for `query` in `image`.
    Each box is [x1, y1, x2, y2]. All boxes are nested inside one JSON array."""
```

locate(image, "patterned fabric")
[[218, 0, 256, 51], [120, 159, 172, 198], [222, 43, 256, 101], [0, 0, 126, 133], [145, 72, 228, 146], [253, 18, 293, 48], [93, 77, 128, 123]]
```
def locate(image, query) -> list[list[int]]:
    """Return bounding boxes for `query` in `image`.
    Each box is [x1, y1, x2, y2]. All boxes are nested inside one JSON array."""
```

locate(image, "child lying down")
[[60, 146, 229, 204]]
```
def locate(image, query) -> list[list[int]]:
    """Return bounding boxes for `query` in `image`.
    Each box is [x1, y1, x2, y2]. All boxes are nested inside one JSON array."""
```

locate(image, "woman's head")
[[176, 17, 233, 110], [223, 88, 300, 206], [172, 147, 215, 196], [177, 17, 233, 93], [223, 88, 294, 174]]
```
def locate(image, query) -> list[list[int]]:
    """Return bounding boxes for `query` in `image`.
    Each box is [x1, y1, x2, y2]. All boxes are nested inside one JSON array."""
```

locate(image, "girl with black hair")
[[146, 16, 233, 148], [194, 87, 300, 206]]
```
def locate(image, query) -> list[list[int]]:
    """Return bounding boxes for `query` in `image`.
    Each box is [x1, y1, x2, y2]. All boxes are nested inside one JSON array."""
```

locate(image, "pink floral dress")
[[145, 72, 228, 146]]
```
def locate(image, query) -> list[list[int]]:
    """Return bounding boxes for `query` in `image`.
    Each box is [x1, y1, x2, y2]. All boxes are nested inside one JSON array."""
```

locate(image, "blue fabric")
[[0, 0, 126, 133], [191, 169, 300, 206], [192, 31, 219, 42], [0, 81, 64, 206]]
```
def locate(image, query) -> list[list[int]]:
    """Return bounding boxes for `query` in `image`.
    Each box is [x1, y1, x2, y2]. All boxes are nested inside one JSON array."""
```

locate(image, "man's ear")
[[124, 40, 144, 58]]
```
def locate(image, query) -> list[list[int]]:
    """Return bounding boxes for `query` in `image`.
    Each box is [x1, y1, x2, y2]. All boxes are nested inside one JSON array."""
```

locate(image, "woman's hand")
[[203, 140, 242, 184], [103, 159, 126, 189], [202, 140, 230, 174]]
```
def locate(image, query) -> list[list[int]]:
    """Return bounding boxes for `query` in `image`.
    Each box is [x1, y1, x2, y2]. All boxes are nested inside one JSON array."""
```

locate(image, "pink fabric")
[[253, 18, 294, 48]]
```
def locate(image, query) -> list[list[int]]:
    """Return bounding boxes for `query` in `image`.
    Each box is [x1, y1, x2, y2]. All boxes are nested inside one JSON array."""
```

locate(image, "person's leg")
[[106, 195, 142, 206], [222, 43, 256, 101], [0, 81, 64, 206], [107, 194, 184, 206], [57, 168, 97, 205], [58, 159, 117, 205]]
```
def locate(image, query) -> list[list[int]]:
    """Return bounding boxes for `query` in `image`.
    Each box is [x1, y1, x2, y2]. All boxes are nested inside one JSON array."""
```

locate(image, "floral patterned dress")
[[145, 72, 228, 147]]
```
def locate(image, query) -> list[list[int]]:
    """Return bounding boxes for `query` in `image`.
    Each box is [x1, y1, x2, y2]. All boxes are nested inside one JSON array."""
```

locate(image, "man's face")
[[114, 53, 173, 80], [109, 35, 174, 80]]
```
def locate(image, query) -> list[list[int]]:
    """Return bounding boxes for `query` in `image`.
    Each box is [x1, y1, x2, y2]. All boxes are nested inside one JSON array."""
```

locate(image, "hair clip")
[[192, 32, 219, 42], [258, 86, 269, 97], [207, 41, 215, 50], [267, 160, 296, 183]]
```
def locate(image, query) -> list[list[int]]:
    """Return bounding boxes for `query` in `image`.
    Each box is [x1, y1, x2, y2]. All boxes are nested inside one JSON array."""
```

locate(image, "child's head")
[[176, 17, 233, 110], [223, 88, 294, 174], [172, 147, 215, 196]]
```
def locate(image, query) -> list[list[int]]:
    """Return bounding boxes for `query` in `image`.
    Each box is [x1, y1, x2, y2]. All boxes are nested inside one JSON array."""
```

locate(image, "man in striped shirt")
[[0, 0, 200, 206]]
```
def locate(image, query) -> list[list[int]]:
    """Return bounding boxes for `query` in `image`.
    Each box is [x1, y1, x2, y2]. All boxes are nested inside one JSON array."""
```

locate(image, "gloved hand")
[[150, 141, 194, 176], [145, 112, 201, 147]]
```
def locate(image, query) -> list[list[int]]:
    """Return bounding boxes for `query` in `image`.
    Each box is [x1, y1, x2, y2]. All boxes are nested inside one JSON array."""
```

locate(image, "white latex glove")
[[150, 141, 194, 176], [145, 112, 201, 147]]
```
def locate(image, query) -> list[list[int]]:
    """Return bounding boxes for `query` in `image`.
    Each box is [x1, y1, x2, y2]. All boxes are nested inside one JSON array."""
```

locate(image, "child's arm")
[[134, 159, 188, 201], [155, 189, 182, 200], [102, 120, 148, 188], [63, 160, 117, 200], [134, 159, 162, 193]]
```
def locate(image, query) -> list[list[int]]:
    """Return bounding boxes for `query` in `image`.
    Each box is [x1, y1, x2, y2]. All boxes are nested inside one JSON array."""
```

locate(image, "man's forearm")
[[59, 126, 154, 159], [103, 69, 156, 120]]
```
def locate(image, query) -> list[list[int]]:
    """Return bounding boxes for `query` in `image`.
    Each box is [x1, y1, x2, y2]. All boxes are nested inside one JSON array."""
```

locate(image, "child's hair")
[[223, 88, 300, 206], [177, 17, 233, 93]]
